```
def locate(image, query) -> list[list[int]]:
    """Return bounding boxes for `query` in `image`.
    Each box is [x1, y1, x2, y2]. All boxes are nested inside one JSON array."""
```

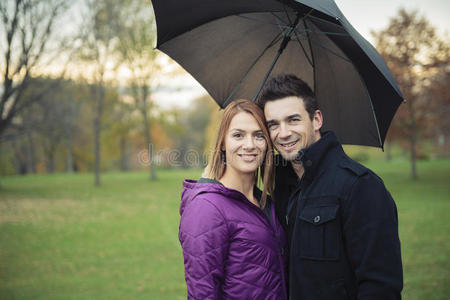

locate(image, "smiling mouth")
[[279, 140, 299, 150], [238, 154, 258, 162]]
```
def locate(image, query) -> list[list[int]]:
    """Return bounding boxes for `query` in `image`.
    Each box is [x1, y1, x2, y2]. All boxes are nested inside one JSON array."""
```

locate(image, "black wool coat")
[[274, 131, 403, 300]]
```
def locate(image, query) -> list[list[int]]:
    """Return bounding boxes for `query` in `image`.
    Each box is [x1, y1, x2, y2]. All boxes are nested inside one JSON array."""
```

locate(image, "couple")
[[179, 74, 403, 300]]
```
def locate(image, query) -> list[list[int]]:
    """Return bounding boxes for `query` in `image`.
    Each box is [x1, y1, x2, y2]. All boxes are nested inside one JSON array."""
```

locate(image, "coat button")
[[313, 215, 321, 223]]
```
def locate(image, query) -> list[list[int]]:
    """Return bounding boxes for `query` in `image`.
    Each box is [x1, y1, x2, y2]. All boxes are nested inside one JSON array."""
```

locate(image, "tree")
[[0, 0, 69, 137], [77, 0, 122, 186], [103, 97, 137, 171], [61, 83, 81, 173], [167, 96, 215, 168], [116, 0, 160, 180], [7, 77, 80, 174], [37, 80, 80, 173], [372, 8, 448, 179], [426, 38, 450, 157], [204, 102, 223, 154]]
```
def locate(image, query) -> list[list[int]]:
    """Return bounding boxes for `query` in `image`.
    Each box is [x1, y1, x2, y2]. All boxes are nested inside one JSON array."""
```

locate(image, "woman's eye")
[[255, 134, 265, 139], [233, 133, 243, 138]]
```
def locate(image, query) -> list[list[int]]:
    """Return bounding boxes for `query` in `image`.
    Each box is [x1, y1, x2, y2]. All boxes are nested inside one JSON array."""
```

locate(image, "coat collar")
[[275, 131, 343, 185], [297, 131, 342, 181]]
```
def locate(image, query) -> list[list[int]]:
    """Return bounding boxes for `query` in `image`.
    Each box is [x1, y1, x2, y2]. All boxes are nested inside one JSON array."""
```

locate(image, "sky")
[[154, 0, 450, 109], [335, 0, 449, 41]]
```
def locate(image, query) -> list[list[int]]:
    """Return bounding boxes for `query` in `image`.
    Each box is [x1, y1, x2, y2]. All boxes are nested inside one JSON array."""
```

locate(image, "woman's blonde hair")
[[204, 99, 274, 208]]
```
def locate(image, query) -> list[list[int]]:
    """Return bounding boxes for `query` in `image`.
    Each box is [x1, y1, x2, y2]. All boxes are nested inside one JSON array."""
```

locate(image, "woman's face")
[[223, 112, 267, 175]]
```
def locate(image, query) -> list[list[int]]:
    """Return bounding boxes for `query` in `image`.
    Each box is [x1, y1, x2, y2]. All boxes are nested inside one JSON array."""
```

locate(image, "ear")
[[312, 110, 323, 132]]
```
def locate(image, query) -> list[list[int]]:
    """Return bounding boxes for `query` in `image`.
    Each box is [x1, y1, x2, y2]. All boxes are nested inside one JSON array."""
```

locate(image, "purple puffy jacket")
[[179, 179, 287, 300]]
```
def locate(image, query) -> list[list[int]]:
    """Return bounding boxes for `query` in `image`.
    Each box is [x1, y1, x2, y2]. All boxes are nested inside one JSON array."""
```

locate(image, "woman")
[[179, 99, 287, 299]]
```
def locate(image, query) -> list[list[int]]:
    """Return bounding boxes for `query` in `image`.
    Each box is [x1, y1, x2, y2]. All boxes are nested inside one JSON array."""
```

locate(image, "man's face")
[[264, 96, 322, 161]]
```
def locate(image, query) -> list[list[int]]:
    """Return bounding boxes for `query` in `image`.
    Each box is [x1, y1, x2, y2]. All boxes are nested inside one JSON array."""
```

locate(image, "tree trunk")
[[44, 142, 57, 174], [0, 144, 3, 188], [66, 129, 74, 173], [385, 141, 392, 161], [94, 114, 100, 185], [94, 83, 104, 187], [409, 99, 418, 180], [141, 87, 156, 180], [120, 135, 128, 171], [410, 133, 417, 179], [26, 132, 36, 173], [46, 152, 55, 173], [12, 140, 27, 175]]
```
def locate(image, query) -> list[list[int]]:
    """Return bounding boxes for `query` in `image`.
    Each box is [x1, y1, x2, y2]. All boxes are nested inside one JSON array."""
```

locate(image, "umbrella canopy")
[[153, 0, 404, 148]]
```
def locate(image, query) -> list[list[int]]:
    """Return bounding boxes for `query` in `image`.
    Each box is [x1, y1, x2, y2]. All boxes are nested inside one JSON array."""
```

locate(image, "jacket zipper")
[[270, 202, 288, 300], [237, 194, 287, 299]]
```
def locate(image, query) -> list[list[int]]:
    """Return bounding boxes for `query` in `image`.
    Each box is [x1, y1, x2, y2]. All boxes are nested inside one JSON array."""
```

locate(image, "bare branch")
[[0, 0, 71, 136]]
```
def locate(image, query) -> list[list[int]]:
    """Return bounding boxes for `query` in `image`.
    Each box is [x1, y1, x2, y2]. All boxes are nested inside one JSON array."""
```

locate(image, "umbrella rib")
[[236, 13, 293, 42], [236, 14, 291, 29], [282, 3, 293, 25], [308, 14, 344, 29], [293, 30, 314, 68], [281, 4, 315, 67], [270, 12, 291, 35], [274, 8, 316, 69], [222, 32, 285, 108], [270, 12, 290, 26], [294, 30, 352, 63], [297, 29, 350, 37], [282, 4, 316, 28], [358, 71, 384, 148], [303, 19, 317, 93], [253, 12, 305, 102]]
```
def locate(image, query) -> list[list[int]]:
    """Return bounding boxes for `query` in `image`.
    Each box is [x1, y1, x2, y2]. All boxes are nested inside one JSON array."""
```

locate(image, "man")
[[259, 74, 403, 300]]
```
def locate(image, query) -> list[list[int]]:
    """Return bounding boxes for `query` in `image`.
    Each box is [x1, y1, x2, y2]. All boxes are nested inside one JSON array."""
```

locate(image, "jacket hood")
[[180, 179, 243, 216]]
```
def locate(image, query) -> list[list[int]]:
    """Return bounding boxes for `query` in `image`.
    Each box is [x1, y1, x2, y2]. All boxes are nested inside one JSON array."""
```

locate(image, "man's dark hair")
[[258, 74, 319, 121]]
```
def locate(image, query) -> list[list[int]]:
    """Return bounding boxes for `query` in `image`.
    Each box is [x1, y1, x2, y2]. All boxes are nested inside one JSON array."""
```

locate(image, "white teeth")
[[281, 141, 297, 147], [239, 154, 257, 162]]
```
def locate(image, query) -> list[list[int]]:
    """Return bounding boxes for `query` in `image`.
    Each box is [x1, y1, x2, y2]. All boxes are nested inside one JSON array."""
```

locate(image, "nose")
[[278, 122, 290, 139], [243, 135, 256, 150]]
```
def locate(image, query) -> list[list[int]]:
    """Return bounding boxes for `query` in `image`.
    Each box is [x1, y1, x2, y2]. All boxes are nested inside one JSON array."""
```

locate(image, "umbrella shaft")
[[253, 13, 302, 101], [253, 51, 283, 102]]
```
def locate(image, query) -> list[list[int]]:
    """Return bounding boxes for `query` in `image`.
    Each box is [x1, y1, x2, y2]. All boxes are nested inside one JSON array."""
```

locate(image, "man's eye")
[[289, 118, 300, 123], [268, 123, 278, 130]]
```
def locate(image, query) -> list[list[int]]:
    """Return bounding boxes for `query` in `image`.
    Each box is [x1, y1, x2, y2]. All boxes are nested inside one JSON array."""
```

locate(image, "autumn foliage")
[[372, 8, 450, 178]]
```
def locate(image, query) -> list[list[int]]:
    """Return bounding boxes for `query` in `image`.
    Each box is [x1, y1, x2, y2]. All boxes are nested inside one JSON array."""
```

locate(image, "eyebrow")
[[286, 114, 301, 120], [229, 128, 264, 134], [266, 114, 302, 125]]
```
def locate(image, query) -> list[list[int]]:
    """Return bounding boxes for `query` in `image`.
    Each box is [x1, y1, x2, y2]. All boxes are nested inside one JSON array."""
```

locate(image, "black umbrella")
[[152, 0, 404, 148]]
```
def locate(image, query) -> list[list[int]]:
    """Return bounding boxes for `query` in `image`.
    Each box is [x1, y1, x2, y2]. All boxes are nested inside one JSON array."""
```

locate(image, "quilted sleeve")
[[179, 197, 229, 300]]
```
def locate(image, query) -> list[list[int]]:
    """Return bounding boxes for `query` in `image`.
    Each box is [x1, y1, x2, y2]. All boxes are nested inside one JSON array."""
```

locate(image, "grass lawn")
[[0, 160, 449, 299]]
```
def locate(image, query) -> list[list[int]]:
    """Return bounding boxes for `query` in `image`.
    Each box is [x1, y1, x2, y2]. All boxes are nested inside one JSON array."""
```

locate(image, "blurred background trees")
[[0, 0, 70, 136], [372, 8, 450, 179], [0, 2, 448, 182], [116, 0, 161, 180]]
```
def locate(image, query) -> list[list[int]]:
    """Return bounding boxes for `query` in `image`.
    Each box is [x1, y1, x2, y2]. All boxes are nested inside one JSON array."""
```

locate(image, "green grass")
[[0, 160, 449, 299], [365, 159, 450, 299], [0, 169, 201, 300]]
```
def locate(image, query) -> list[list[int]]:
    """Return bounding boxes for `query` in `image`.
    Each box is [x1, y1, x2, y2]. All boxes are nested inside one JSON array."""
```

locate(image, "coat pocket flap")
[[299, 205, 339, 225]]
